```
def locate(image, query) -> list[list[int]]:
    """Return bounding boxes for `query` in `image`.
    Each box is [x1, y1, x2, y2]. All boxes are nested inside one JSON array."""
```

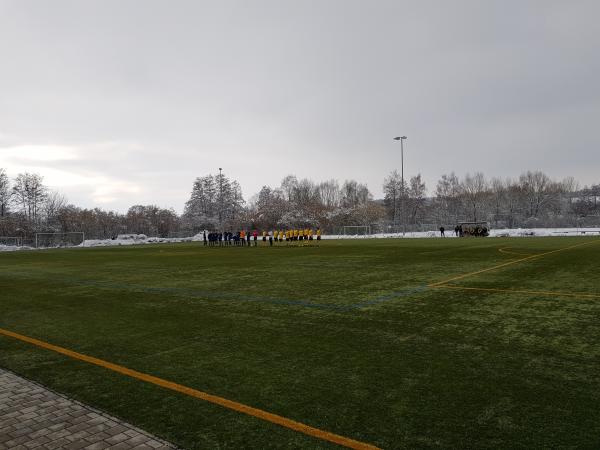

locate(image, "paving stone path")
[[0, 368, 176, 450]]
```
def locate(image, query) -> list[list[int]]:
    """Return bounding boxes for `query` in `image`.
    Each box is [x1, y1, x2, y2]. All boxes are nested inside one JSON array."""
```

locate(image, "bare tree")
[[292, 178, 319, 209], [558, 176, 579, 217], [255, 186, 287, 228], [341, 180, 371, 208], [0, 169, 11, 217], [280, 175, 298, 202], [406, 174, 427, 224], [434, 172, 461, 225], [460, 172, 488, 222], [383, 170, 403, 228], [12, 172, 47, 224], [489, 177, 507, 228], [43, 191, 68, 227], [317, 179, 341, 208], [519, 171, 558, 218]]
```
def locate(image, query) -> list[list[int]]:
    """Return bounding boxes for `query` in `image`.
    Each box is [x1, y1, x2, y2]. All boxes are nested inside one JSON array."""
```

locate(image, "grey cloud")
[[1, 0, 599, 212]]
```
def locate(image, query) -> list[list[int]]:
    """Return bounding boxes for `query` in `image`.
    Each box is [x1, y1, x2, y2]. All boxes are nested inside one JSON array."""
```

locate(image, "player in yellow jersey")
[[316, 228, 321, 241]]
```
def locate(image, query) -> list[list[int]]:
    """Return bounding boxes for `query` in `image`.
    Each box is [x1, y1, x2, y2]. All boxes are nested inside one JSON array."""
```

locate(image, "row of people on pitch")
[[266, 229, 321, 242], [203, 229, 322, 246], [204, 231, 260, 246]]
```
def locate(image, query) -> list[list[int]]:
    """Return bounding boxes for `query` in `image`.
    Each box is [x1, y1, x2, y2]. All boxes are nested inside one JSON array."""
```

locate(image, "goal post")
[[35, 232, 85, 248], [0, 236, 22, 246], [342, 225, 371, 236]]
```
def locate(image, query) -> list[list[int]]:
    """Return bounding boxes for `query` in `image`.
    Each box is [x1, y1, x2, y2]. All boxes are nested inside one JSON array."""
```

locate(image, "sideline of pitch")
[[0, 327, 381, 450]]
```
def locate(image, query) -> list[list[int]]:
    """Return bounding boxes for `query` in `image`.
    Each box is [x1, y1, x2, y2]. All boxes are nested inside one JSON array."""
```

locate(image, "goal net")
[[0, 236, 22, 246], [35, 232, 85, 248], [342, 225, 371, 236]]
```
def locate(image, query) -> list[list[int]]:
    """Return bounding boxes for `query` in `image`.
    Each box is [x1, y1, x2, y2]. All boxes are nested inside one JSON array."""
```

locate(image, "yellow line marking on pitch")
[[431, 284, 600, 299], [428, 239, 599, 288], [0, 328, 380, 450], [497, 247, 537, 257]]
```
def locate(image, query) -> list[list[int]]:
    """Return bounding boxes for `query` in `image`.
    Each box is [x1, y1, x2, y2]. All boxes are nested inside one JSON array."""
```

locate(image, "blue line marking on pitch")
[[78, 280, 428, 311], [1, 270, 428, 312], [350, 285, 429, 309]]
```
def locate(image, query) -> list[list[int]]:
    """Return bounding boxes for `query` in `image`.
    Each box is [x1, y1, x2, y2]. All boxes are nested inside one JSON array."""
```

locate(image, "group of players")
[[203, 229, 322, 247]]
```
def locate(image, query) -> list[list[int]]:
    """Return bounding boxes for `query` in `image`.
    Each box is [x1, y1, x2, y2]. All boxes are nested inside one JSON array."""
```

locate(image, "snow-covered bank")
[[0, 245, 35, 252], [1, 228, 598, 252], [0, 233, 202, 251], [84, 228, 600, 245], [323, 227, 600, 239], [83, 233, 203, 247]]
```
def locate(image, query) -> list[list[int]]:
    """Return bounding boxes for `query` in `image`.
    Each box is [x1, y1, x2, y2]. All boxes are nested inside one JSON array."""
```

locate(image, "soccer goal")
[[35, 232, 85, 248], [342, 225, 371, 236], [0, 236, 22, 246]]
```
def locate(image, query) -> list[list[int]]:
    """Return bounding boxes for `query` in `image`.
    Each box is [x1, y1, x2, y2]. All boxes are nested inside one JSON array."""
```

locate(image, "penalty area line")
[[428, 239, 599, 287], [0, 328, 380, 450], [497, 247, 538, 257]]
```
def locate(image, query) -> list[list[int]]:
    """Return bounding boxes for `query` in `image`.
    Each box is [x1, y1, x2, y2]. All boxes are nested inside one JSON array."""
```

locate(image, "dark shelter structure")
[[457, 221, 490, 237]]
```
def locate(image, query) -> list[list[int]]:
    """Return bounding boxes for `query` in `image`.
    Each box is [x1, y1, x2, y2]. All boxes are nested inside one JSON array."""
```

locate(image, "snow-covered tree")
[[255, 186, 287, 229], [184, 171, 245, 230]]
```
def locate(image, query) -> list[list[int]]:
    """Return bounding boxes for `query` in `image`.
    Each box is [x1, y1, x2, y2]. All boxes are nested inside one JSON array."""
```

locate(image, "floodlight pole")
[[218, 167, 223, 233], [394, 136, 407, 236]]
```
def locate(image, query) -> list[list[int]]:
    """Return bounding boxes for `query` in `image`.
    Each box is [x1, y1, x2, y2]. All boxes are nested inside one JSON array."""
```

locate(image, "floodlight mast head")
[[393, 136, 407, 140]]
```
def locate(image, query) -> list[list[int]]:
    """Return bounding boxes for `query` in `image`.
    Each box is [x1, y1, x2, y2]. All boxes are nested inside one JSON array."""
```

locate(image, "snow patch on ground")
[[0, 245, 35, 252]]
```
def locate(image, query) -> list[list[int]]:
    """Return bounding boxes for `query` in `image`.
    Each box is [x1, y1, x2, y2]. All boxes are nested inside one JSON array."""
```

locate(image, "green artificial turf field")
[[1, 237, 600, 449]]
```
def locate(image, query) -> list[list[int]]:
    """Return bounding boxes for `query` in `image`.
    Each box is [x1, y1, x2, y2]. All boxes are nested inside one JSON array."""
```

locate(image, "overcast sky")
[[1, 0, 599, 212]]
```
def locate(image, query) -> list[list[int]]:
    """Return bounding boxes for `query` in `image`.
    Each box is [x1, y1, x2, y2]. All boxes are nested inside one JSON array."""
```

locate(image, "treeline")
[[190, 170, 600, 233], [0, 170, 181, 243], [428, 171, 596, 229], [184, 173, 381, 232], [1, 167, 599, 243]]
